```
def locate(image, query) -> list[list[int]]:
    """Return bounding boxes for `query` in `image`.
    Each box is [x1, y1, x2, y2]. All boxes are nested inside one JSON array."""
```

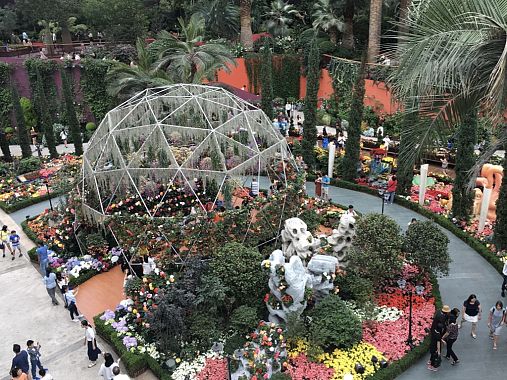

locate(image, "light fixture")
[[355, 363, 365, 374], [380, 359, 389, 369]]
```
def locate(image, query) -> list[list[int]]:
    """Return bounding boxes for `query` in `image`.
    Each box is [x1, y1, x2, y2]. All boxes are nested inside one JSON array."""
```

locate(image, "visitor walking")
[[9, 230, 22, 258], [1, 225, 13, 258], [386, 175, 397, 204], [63, 285, 82, 321], [98, 353, 120, 380], [440, 156, 449, 175], [442, 315, 459, 365], [60, 130, 68, 148], [382, 135, 392, 152], [314, 174, 322, 199], [321, 174, 330, 201], [43, 269, 59, 305], [285, 101, 292, 118], [27, 340, 43, 379], [142, 255, 156, 276], [36, 242, 49, 275], [501, 259, 507, 297], [82, 320, 101, 368], [10, 367, 28, 380], [431, 305, 451, 332], [250, 178, 259, 197], [488, 301, 505, 350], [460, 294, 482, 338], [11, 344, 30, 378], [427, 323, 443, 371]]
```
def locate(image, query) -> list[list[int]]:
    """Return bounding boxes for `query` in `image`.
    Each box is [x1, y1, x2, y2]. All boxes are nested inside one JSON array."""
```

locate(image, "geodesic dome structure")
[[81, 84, 297, 224]]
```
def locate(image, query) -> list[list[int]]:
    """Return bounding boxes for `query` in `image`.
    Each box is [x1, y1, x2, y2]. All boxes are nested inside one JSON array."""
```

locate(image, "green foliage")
[[285, 312, 308, 343], [188, 310, 223, 350], [245, 54, 261, 94], [404, 221, 450, 276], [17, 156, 41, 174], [270, 373, 292, 380], [348, 213, 404, 285], [0, 62, 12, 160], [11, 85, 32, 158], [342, 56, 366, 181], [210, 242, 267, 309], [81, 59, 115, 123], [230, 305, 259, 335], [20, 97, 37, 131], [124, 276, 143, 298], [333, 272, 374, 305], [260, 40, 274, 120], [60, 68, 83, 155], [85, 122, 96, 131], [298, 208, 324, 233], [494, 149, 507, 250], [309, 294, 362, 350], [301, 37, 320, 168], [272, 55, 300, 100], [452, 109, 477, 220], [396, 110, 418, 195], [33, 69, 58, 158]]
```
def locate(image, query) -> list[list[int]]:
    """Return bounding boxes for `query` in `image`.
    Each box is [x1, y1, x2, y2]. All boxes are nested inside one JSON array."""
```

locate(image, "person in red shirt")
[[387, 175, 397, 204]]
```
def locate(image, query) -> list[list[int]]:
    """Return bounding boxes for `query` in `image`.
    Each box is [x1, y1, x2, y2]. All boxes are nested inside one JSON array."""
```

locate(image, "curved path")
[[305, 182, 506, 379]]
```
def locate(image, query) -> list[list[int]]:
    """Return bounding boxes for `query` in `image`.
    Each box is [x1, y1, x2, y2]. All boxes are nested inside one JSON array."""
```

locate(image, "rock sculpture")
[[281, 217, 321, 261], [327, 213, 356, 267]]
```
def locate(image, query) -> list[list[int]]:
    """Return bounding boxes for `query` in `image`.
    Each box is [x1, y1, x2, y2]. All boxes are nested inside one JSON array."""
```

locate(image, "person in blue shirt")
[[321, 174, 331, 201], [11, 344, 30, 375], [9, 230, 22, 258], [36, 242, 49, 276]]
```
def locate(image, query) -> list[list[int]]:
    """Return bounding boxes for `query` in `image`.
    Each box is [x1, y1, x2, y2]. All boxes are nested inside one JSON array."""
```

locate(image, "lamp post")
[[398, 279, 425, 349], [378, 188, 388, 215]]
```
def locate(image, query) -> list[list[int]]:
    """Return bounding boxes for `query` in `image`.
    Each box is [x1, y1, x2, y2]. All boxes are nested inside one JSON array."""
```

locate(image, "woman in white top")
[[98, 352, 119, 380], [60, 130, 68, 147], [81, 320, 101, 367], [142, 255, 156, 275]]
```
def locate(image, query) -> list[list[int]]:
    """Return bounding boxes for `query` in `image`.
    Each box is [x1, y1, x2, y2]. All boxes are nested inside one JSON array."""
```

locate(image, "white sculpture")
[[281, 218, 321, 261], [327, 213, 356, 267]]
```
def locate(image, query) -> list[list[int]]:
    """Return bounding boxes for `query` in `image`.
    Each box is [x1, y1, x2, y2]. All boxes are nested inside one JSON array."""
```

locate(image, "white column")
[[478, 187, 492, 232], [328, 142, 336, 178], [419, 164, 429, 205]]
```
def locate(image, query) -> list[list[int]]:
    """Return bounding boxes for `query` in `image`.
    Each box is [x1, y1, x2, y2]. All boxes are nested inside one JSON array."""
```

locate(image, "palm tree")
[[343, 0, 355, 50], [398, 0, 411, 37], [367, 0, 383, 62], [263, 0, 301, 37], [151, 14, 236, 83], [240, 0, 254, 50], [193, 0, 239, 39], [107, 38, 172, 100], [312, 0, 343, 45]]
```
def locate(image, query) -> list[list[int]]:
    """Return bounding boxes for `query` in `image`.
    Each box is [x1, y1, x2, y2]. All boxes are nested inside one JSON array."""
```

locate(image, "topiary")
[[309, 294, 362, 350], [85, 122, 97, 131], [404, 220, 450, 276], [210, 242, 268, 310], [230, 305, 259, 335], [348, 213, 404, 285]]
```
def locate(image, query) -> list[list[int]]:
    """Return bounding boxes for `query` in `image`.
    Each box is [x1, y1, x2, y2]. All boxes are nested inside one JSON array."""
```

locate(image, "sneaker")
[[88, 361, 97, 368], [427, 365, 437, 371], [445, 356, 450, 361], [472, 333, 477, 339], [72, 319, 80, 322], [451, 361, 459, 365], [18, 253, 22, 257]]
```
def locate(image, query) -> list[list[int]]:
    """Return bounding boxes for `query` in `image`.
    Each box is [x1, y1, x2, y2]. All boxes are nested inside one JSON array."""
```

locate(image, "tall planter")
[[301, 38, 320, 168], [342, 57, 366, 181], [451, 109, 477, 220], [61, 69, 84, 155]]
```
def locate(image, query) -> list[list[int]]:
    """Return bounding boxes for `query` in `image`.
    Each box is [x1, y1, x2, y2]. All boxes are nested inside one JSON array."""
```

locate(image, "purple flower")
[[101, 310, 115, 321], [123, 336, 137, 348]]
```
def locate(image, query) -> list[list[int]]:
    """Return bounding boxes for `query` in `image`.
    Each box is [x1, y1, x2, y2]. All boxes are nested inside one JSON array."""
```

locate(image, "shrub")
[[210, 242, 268, 309], [298, 208, 324, 234], [309, 295, 362, 350], [404, 221, 450, 276], [4, 126, 14, 133], [348, 213, 404, 285], [17, 157, 41, 174], [188, 310, 223, 350], [270, 373, 292, 380], [333, 272, 374, 305], [230, 305, 259, 335], [85, 122, 97, 131]]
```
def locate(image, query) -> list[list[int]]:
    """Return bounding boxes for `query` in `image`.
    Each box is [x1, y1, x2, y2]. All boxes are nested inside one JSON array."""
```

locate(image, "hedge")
[[94, 316, 171, 379], [306, 175, 504, 274], [0, 191, 63, 213]]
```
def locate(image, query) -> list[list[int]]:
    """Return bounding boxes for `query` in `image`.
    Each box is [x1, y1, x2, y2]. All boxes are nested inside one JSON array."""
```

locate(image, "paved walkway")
[[305, 183, 506, 379]]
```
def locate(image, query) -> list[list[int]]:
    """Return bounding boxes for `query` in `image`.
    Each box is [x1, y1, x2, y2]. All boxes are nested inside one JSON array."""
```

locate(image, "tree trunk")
[[329, 27, 338, 45], [398, 0, 411, 37], [61, 23, 73, 53], [367, 0, 383, 63], [240, 0, 254, 50], [342, 0, 355, 50]]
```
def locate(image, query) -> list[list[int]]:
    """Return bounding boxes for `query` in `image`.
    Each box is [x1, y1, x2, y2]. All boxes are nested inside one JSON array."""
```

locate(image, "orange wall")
[[216, 59, 399, 115]]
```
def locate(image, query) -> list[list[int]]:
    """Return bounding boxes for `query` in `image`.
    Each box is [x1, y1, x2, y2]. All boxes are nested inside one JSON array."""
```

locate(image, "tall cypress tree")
[[35, 70, 58, 159], [452, 108, 477, 220], [301, 37, 320, 168], [494, 140, 507, 250], [11, 84, 32, 158], [61, 69, 83, 155], [260, 38, 274, 120], [342, 56, 366, 181], [396, 108, 418, 195]]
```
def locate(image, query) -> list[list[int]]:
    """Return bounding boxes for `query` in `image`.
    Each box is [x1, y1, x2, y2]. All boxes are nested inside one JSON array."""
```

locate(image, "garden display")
[[0, 154, 81, 211]]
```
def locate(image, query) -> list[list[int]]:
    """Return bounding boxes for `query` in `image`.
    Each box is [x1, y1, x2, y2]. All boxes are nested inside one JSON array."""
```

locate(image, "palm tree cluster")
[[107, 14, 235, 100]]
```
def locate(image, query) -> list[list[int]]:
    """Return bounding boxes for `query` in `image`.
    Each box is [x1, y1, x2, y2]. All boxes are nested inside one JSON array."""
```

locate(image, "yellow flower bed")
[[319, 342, 385, 379]]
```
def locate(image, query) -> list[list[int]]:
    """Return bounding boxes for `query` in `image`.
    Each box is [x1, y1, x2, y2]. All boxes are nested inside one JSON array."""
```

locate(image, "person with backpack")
[[442, 315, 459, 365], [488, 300, 505, 350]]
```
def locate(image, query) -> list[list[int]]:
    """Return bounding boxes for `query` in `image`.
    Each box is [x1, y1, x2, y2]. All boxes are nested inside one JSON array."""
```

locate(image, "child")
[[62, 285, 82, 322], [9, 230, 22, 258], [27, 340, 43, 379], [39, 369, 53, 380]]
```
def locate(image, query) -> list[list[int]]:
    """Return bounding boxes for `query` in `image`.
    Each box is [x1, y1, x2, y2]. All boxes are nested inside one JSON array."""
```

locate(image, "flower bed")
[[0, 155, 81, 213]]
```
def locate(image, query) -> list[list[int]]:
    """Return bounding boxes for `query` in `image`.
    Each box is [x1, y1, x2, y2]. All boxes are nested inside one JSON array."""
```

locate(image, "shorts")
[[464, 313, 479, 323]]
